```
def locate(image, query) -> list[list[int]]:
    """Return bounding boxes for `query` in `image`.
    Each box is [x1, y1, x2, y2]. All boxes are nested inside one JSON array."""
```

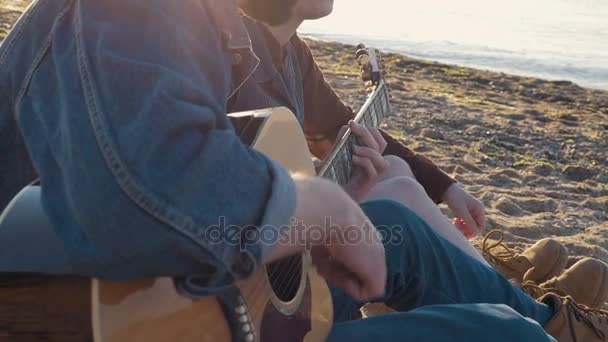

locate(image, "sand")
[[0, 0, 27, 39], [2, 1, 607, 263], [306, 38, 608, 264]]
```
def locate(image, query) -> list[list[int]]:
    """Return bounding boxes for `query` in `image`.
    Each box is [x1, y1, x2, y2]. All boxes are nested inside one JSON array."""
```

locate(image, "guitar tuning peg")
[[357, 54, 370, 67]]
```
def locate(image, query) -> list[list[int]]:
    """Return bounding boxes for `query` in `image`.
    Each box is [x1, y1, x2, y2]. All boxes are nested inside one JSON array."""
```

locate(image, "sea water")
[[300, 0, 608, 90]]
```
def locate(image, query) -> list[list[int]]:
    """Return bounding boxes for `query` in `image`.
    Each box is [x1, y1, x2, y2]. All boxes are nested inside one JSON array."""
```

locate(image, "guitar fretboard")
[[319, 81, 391, 186]]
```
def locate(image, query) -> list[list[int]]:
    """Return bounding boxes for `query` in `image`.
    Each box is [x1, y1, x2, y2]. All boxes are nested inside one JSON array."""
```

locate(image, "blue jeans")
[[329, 200, 557, 341]]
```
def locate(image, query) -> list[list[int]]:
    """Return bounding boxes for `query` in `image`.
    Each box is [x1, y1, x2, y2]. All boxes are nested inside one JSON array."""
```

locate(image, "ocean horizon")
[[299, 0, 608, 90]]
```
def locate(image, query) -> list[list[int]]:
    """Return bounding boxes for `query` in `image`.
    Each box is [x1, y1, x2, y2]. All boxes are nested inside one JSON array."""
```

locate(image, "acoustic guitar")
[[0, 44, 390, 342]]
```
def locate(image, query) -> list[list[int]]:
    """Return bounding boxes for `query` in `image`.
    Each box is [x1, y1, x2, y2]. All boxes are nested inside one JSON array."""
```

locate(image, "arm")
[[293, 36, 455, 203], [294, 36, 354, 160], [33, 0, 295, 281], [265, 174, 387, 302]]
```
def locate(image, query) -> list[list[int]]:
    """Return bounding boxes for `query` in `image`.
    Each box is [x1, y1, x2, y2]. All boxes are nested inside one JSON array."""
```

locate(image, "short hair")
[[240, 0, 298, 26]]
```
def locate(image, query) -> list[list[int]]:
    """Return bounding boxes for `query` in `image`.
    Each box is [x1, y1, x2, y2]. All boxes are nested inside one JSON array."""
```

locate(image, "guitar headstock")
[[355, 43, 385, 88], [318, 44, 392, 183]]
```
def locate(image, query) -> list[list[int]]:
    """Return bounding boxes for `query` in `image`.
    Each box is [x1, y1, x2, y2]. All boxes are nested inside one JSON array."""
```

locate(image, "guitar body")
[[0, 108, 332, 342]]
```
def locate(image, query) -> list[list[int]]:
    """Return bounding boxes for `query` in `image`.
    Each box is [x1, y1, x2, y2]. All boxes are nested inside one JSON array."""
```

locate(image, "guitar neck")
[[319, 80, 391, 186]]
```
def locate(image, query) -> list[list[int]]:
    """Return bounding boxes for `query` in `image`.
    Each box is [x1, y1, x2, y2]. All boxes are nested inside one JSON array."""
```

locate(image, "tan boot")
[[481, 230, 569, 283], [541, 293, 608, 341], [360, 303, 395, 318], [528, 258, 608, 308]]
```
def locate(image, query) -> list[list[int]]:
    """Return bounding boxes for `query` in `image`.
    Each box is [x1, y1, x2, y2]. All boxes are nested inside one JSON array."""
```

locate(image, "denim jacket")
[[0, 0, 296, 286]]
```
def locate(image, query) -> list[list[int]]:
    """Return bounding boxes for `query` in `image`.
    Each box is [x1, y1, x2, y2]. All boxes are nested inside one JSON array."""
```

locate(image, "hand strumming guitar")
[[265, 174, 387, 302]]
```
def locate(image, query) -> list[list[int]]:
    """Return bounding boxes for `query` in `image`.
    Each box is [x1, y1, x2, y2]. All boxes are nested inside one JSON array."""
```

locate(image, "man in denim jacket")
[[0, 0, 601, 340]]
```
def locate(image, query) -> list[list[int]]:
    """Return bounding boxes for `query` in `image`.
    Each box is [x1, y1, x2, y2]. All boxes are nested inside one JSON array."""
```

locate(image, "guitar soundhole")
[[266, 255, 302, 302]]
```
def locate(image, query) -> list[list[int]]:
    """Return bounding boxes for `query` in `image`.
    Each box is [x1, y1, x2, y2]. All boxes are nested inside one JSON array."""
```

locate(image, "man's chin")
[[306, 6, 334, 20], [239, 0, 298, 26]]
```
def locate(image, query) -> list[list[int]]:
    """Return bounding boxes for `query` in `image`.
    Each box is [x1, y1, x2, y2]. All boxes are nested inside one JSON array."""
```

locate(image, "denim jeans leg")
[[328, 303, 556, 342], [359, 200, 554, 327]]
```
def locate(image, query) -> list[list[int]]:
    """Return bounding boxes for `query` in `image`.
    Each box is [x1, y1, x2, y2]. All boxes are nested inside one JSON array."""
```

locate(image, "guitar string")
[[268, 97, 384, 297], [267, 256, 305, 313], [246, 249, 305, 321], [243, 82, 389, 325], [266, 256, 302, 299], [269, 85, 388, 297], [247, 255, 304, 324], [249, 125, 371, 301], [248, 94, 389, 327], [248, 95, 384, 304], [278, 255, 307, 302], [246, 126, 358, 318], [246, 254, 300, 306], [244, 261, 290, 324], [248, 252, 309, 324]]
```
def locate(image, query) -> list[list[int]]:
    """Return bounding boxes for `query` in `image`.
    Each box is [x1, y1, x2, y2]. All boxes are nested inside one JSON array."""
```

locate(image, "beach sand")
[[2, 1, 607, 264], [0, 0, 26, 39]]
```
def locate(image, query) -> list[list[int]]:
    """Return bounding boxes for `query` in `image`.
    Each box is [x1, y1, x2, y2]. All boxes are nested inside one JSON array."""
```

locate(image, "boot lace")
[[565, 297, 607, 341], [521, 280, 567, 299], [481, 230, 518, 267]]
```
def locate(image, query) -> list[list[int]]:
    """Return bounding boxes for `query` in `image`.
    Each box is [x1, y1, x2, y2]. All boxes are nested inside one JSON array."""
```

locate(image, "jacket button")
[[232, 52, 243, 65]]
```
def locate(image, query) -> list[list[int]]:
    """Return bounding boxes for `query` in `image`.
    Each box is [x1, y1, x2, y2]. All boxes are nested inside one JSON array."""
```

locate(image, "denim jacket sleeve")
[[13, 0, 296, 282]]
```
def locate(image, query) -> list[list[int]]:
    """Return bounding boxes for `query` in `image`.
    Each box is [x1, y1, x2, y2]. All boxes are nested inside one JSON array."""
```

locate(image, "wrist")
[[292, 175, 362, 243], [441, 183, 459, 202], [264, 202, 337, 264]]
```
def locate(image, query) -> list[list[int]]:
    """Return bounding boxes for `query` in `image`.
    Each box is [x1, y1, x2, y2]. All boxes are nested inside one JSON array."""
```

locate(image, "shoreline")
[[301, 33, 608, 92]]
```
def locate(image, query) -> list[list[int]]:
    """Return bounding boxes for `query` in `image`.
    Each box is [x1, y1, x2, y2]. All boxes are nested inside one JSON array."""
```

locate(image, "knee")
[[379, 176, 427, 204], [360, 199, 429, 239], [383, 155, 414, 179], [361, 199, 420, 227]]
